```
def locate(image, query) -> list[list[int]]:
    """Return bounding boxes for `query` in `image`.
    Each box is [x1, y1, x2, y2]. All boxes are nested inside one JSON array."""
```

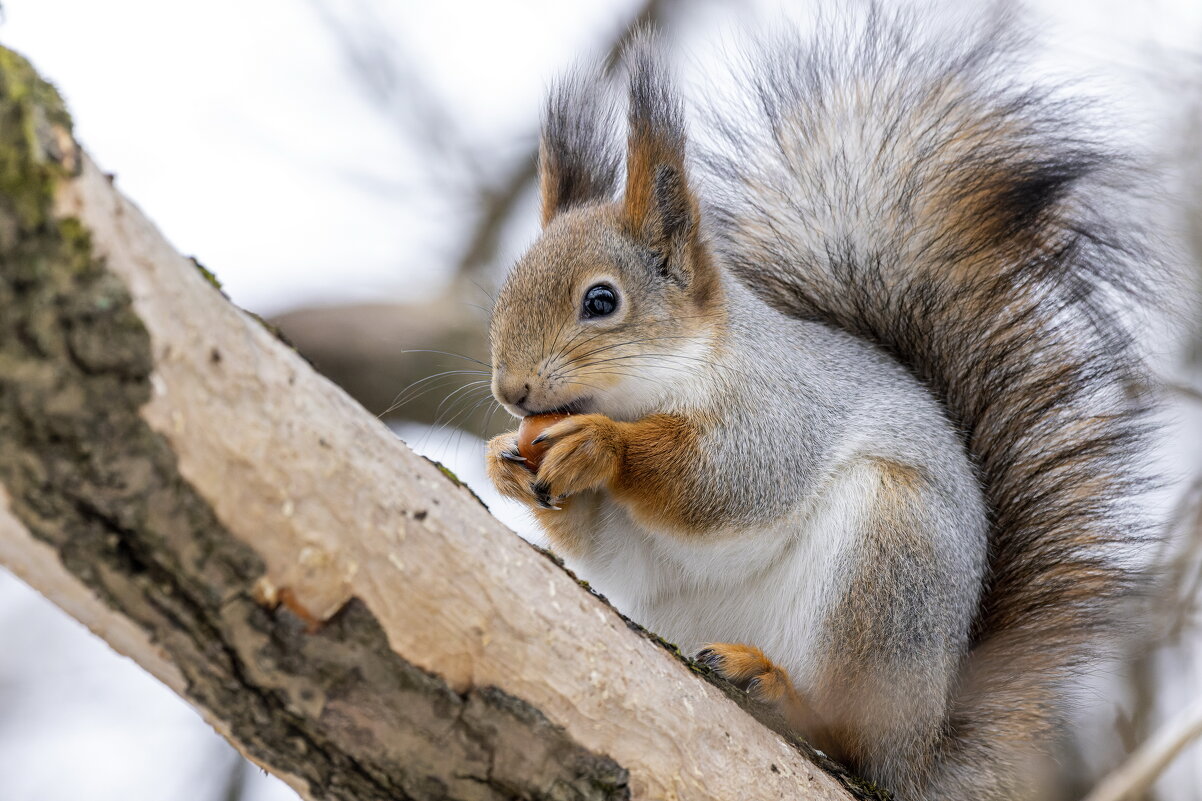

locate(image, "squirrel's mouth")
[[523, 397, 593, 417]]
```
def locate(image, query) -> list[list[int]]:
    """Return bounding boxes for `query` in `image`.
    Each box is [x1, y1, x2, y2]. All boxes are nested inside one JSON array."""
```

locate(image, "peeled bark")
[[0, 47, 868, 801]]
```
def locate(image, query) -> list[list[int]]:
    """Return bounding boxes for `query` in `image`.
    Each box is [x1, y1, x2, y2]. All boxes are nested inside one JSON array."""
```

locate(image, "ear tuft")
[[539, 68, 621, 227], [622, 33, 699, 279]]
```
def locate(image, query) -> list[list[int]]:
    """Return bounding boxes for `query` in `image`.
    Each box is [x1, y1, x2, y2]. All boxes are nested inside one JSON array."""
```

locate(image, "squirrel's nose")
[[495, 376, 530, 410]]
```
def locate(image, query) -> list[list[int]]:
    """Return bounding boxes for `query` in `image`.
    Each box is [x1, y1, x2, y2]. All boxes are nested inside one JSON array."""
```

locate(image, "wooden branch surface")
[[0, 48, 859, 801]]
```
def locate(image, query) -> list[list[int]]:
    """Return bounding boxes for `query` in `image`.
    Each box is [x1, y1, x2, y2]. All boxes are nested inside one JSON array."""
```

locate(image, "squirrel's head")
[[490, 44, 723, 420]]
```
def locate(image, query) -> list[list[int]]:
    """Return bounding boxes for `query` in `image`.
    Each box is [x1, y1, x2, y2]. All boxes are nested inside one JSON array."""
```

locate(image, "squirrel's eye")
[[582, 284, 618, 319]]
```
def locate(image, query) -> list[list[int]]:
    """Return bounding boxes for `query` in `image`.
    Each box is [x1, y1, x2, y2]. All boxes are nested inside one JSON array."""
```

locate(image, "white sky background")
[[0, 1, 1200, 800], [0, 0, 648, 315]]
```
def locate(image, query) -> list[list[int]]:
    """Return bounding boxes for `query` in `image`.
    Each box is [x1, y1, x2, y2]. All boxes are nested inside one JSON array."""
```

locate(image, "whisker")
[[417, 386, 496, 451], [447, 393, 501, 455], [570, 369, 674, 389], [382, 374, 491, 417], [381, 378, 470, 418], [402, 349, 491, 368], [483, 399, 509, 438], [559, 378, 605, 392], [559, 309, 725, 355], [433, 390, 500, 447], [562, 333, 714, 365], [571, 351, 747, 377], [469, 279, 498, 306], [432, 382, 494, 422], [550, 310, 726, 367]]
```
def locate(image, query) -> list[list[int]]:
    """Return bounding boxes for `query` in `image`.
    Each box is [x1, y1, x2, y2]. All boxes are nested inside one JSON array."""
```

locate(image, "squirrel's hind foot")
[[697, 643, 797, 706], [697, 643, 833, 752]]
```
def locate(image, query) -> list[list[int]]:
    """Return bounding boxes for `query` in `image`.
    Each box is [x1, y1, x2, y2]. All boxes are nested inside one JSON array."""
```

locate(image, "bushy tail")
[[699, 8, 1157, 799]]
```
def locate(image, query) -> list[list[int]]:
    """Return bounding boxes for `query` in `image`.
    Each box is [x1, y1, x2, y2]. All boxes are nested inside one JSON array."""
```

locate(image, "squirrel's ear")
[[539, 70, 621, 228], [622, 37, 702, 284]]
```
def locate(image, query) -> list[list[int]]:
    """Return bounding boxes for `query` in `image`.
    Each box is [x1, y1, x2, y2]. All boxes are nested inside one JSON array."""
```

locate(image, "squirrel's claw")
[[695, 648, 721, 669], [532, 481, 563, 510], [532, 414, 622, 501], [486, 431, 570, 511]]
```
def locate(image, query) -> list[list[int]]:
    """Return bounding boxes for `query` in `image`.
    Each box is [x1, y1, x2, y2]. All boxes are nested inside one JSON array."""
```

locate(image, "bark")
[[0, 48, 869, 801]]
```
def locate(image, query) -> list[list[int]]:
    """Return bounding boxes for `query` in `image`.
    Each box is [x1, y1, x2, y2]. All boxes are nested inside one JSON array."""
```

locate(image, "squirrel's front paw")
[[485, 432, 556, 509], [533, 414, 622, 502]]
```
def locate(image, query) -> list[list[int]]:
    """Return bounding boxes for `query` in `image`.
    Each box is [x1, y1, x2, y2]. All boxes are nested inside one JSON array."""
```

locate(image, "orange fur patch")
[[702, 643, 830, 749], [608, 413, 716, 535]]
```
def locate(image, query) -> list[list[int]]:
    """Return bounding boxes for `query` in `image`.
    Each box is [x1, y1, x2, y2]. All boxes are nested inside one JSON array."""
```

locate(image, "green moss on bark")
[[0, 47, 73, 239]]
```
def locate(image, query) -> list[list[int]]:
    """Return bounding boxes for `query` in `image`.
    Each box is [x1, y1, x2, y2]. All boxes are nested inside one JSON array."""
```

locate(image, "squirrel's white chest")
[[562, 475, 866, 682]]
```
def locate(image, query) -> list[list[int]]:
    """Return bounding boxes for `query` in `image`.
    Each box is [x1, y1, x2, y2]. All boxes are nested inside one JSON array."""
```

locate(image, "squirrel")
[[484, 10, 1156, 800]]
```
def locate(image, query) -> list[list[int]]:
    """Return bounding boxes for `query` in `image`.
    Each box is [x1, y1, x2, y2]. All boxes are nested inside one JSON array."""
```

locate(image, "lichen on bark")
[[0, 45, 628, 801]]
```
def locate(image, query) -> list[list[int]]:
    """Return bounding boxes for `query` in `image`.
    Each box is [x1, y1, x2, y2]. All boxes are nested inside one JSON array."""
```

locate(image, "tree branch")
[[0, 48, 860, 801]]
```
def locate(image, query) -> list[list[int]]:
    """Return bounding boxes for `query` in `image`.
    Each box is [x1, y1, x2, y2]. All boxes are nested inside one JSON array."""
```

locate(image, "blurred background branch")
[[1085, 699, 1202, 801]]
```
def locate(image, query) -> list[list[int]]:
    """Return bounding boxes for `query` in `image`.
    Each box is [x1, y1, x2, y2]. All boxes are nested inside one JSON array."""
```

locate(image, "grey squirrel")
[[484, 9, 1156, 800]]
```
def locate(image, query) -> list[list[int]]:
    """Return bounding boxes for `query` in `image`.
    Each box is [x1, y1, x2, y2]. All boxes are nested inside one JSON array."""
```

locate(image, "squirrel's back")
[[700, 7, 1156, 793]]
